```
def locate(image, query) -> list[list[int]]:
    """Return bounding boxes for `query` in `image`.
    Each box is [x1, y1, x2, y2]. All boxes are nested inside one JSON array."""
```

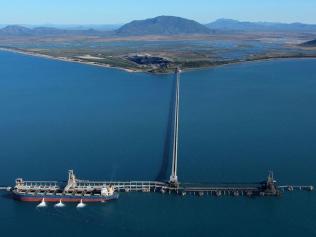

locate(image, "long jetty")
[[0, 68, 314, 198], [1, 174, 313, 197]]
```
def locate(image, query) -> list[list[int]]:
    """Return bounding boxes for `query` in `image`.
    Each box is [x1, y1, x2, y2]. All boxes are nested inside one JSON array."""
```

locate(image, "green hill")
[[301, 39, 316, 47], [116, 16, 212, 36]]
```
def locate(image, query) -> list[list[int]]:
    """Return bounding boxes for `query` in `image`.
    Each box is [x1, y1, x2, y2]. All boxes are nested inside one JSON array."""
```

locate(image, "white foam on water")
[[76, 200, 86, 208], [54, 200, 65, 207], [37, 199, 47, 208]]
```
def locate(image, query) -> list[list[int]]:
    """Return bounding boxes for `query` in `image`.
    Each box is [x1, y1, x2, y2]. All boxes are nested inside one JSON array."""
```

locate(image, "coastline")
[[181, 55, 316, 73], [0, 47, 140, 73], [1, 46, 316, 74]]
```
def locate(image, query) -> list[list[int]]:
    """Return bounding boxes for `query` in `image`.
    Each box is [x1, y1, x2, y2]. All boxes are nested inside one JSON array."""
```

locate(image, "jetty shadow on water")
[[1, 193, 12, 200], [155, 74, 177, 181]]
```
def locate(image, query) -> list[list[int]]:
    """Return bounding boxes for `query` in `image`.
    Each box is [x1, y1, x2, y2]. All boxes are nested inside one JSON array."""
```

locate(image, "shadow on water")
[[155, 74, 177, 181], [1, 192, 13, 200]]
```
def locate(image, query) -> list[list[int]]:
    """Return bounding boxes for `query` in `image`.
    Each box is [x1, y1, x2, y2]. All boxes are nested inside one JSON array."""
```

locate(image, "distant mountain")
[[0, 25, 111, 36], [31, 27, 69, 35], [301, 39, 316, 47], [116, 16, 212, 36], [28, 24, 122, 31], [2, 17, 316, 37], [0, 25, 33, 36], [207, 18, 316, 32]]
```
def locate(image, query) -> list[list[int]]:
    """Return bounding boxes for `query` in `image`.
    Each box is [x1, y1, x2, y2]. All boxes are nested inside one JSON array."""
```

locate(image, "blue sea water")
[[0, 51, 316, 236]]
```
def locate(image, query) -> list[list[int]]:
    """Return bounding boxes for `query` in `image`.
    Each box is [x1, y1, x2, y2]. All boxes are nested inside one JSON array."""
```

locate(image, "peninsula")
[[1, 16, 316, 73]]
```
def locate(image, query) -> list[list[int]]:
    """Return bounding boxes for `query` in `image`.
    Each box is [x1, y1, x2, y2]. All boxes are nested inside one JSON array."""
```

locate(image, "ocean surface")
[[0, 51, 316, 236]]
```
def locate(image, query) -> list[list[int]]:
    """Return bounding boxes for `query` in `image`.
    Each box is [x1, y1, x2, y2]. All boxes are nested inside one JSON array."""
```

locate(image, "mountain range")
[[0, 25, 112, 36], [1, 16, 316, 37], [206, 18, 316, 32]]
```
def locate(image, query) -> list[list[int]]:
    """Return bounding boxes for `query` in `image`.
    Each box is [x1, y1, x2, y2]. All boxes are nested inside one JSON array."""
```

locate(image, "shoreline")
[[181, 55, 316, 73], [0, 47, 140, 73], [1, 47, 316, 74]]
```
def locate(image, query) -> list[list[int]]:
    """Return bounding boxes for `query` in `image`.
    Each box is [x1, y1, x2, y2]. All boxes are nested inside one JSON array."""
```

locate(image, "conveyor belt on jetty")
[[0, 170, 313, 198]]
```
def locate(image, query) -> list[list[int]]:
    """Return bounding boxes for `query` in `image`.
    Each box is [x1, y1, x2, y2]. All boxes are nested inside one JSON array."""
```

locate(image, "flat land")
[[1, 31, 316, 73]]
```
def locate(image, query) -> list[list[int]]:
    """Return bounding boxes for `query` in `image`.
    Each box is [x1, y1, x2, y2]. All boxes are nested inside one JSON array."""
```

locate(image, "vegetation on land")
[[1, 15, 316, 73]]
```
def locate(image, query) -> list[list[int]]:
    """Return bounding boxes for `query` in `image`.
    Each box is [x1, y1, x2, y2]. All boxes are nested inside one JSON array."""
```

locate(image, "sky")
[[1, 0, 316, 25]]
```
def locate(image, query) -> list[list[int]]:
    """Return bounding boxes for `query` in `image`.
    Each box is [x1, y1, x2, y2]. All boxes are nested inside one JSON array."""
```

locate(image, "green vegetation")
[[116, 16, 211, 36], [1, 28, 316, 73], [301, 39, 316, 47]]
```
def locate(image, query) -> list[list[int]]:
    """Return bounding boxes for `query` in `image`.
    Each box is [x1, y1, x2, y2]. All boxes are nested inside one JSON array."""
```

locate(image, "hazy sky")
[[1, 0, 316, 25]]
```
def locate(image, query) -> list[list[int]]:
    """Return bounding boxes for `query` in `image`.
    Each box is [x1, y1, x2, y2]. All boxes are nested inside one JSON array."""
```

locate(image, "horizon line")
[[1, 16, 316, 26]]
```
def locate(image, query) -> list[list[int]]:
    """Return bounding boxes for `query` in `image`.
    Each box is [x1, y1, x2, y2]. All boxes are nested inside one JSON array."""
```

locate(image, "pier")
[[0, 68, 314, 198], [1, 171, 313, 197], [169, 68, 180, 186], [0, 186, 12, 191]]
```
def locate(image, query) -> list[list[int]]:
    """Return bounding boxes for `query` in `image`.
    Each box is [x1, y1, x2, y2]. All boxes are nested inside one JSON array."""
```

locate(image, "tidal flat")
[[1, 31, 316, 73]]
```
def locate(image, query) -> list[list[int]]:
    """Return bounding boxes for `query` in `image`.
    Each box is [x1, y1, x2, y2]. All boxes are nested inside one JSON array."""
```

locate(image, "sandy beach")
[[0, 47, 139, 73]]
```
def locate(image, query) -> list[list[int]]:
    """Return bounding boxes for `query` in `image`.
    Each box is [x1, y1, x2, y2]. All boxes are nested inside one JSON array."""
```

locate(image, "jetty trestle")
[[1, 169, 313, 198], [0, 186, 12, 191], [4, 181, 313, 197], [169, 67, 181, 186]]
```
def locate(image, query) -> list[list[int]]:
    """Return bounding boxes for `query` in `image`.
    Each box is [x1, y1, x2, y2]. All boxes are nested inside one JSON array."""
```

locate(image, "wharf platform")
[[1, 171, 313, 198]]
